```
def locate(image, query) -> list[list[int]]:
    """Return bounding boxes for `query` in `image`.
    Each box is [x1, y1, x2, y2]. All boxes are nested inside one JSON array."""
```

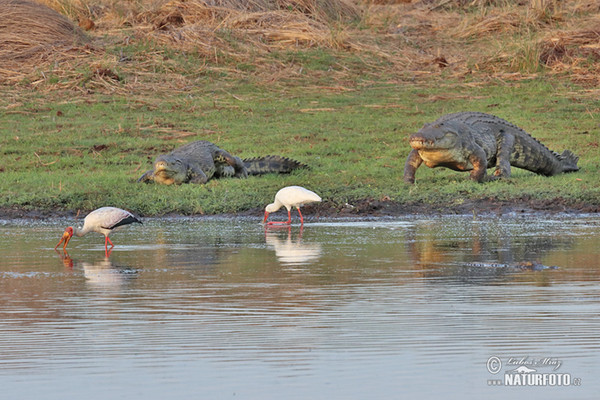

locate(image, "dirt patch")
[[2, 196, 598, 220], [0, 207, 72, 220], [307, 196, 600, 217], [210, 196, 600, 220]]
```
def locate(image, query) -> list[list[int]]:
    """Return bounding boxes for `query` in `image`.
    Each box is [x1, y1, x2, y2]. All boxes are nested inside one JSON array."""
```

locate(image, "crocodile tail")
[[243, 155, 308, 175], [559, 150, 579, 172]]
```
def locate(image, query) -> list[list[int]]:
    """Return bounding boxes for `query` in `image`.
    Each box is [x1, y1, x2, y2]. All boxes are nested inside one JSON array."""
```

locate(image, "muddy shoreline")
[[2, 197, 599, 220]]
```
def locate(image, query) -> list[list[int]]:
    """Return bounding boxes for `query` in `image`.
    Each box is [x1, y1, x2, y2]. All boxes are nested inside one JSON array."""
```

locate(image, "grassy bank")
[[1, 0, 599, 216], [1, 78, 599, 216]]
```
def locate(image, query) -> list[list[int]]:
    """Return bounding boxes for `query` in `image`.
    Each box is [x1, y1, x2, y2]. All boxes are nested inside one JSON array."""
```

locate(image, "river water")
[[0, 215, 599, 399]]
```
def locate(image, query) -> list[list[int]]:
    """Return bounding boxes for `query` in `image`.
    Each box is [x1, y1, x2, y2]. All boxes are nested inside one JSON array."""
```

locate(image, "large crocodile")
[[404, 112, 579, 183], [138, 140, 307, 185]]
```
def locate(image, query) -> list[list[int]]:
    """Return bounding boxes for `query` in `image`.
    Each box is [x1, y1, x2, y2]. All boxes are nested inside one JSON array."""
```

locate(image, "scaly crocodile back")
[[243, 155, 308, 175], [439, 112, 579, 175], [169, 140, 216, 159]]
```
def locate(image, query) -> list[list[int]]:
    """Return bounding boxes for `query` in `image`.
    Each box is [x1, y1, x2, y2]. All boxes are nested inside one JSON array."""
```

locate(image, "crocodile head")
[[409, 122, 460, 150], [152, 155, 188, 185]]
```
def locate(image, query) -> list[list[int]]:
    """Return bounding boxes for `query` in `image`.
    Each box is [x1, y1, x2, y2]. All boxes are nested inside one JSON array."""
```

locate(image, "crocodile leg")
[[493, 132, 515, 178], [214, 150, 248, 178], [468, 146, 488, 182], [215, 165, 236, 178], [231, 156, 248, 178], [403, 149, 423, 184], [187, 165, 209, 184]]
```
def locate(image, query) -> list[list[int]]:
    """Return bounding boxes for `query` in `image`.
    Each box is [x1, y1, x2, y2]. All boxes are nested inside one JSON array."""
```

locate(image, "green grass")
[[1, 78, 599, 216]]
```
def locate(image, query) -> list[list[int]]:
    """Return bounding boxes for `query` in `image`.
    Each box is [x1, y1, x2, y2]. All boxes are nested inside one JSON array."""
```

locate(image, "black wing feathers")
[[103, 215, 143, 230]]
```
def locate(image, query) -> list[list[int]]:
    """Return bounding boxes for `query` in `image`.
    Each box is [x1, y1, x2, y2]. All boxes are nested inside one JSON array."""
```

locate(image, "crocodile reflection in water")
[[405, 220, 569, 282]]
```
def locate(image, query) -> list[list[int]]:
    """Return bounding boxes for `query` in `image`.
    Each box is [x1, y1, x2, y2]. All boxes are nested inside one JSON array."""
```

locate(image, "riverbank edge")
[[2, 196, 599, 220]]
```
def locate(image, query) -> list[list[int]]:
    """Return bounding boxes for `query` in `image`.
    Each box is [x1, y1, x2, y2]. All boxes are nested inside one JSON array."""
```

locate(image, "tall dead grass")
[[38, 0, 362, 28], [0, 0, 89, 81], [2, 0, 599, 88], [2, 0, 365, 86], [132, 0, 360, 51], [445, 0, 600, 83], [451, 0, 566, 40], [537, 21, 600, 83]]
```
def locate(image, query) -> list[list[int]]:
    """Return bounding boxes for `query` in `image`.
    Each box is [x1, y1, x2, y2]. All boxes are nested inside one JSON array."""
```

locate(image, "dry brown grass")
[[439, 0, 600, 83], [0, 0, 89, 81], [1, 0, 599, 89], [452, 11, 526, 39], [1, 0, 365, 86], [538, 19, 600, 84], [133, 0, 361, 52], [451, 0, 565, 40]]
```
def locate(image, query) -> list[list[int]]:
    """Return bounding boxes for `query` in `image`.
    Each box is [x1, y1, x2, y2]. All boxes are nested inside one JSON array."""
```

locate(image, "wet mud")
[[1, 196, 599, 220]]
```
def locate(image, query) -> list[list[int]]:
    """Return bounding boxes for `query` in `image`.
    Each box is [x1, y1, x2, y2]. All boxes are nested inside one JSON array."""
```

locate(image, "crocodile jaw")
[[153, 161, 187, 185], [411, 127, 471, 170], [409, 137, 439, 150], [409, 127, 459, 151]]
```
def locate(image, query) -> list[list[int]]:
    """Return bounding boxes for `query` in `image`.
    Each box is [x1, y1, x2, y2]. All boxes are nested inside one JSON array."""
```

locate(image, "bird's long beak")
[[263, 211, 269, 224], [55, 231, 72, 250]]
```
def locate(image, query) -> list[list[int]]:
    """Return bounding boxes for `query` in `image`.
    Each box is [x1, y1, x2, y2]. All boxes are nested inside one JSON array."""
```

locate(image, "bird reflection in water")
[[55, 248, 74, 269], [264, 225, 322, 266], [54, 249, 138, 287]]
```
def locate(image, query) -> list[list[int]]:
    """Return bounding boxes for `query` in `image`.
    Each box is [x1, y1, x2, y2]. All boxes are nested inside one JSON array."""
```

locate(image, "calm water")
[[0, 215, 599, 399]]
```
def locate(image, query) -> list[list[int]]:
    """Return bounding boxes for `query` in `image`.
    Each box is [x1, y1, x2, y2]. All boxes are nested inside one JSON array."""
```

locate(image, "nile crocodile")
[[404, 112, 579, 183], [138, 140, 307, 185]]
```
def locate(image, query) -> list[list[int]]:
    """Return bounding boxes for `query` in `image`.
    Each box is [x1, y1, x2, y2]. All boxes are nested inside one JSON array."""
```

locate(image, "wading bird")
[[264, 186, 321, 225], [55, 207, 142, 255]]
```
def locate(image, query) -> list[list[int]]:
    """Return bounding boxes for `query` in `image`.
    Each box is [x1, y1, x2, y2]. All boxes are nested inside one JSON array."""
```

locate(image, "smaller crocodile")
[[465, 261, 558, 271], [138, 140, 307, 185], [404, 112, 579, 183]]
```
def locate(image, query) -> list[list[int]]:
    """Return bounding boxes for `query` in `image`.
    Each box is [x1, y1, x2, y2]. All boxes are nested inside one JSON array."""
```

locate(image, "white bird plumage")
[[264, 186, 321, 225], [55, 207, 142, 255]]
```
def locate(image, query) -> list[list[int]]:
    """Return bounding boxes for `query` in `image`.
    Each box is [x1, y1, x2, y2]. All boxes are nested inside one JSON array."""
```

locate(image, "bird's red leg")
[[104, 237, 115, 257], [297, 207, 304, 225]]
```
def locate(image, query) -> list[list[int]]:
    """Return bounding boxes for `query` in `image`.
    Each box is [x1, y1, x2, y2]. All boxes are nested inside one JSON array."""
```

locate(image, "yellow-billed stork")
[[264, 186, 321, 225], [55, 207, 142, 254]]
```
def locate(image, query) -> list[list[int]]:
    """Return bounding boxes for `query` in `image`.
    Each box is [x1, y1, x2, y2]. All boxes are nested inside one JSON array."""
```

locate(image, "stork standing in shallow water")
[[264, 186, 321, 225], [55, 207, 142, 255]]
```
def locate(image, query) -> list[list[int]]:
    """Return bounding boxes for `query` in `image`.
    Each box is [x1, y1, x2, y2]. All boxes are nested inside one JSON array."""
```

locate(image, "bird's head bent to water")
[[55, 226, 74, 250], [263, 203, 282, 223], [263, 186, 321, 225]]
